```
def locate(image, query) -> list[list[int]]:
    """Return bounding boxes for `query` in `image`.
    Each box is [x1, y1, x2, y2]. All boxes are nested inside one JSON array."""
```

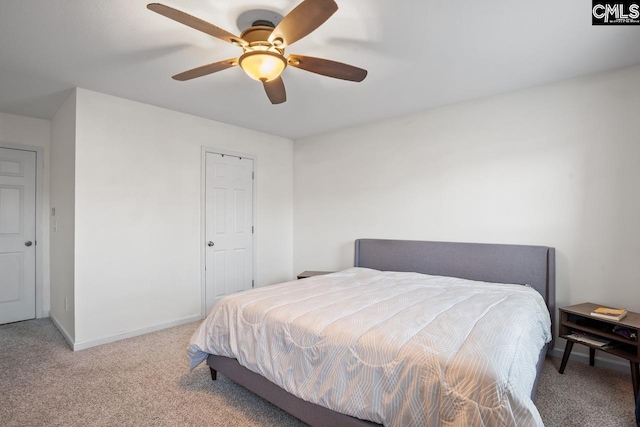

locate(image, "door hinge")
[[252, 171, 254, 179], [252, 279, 254, 288], [252, 226, 254, 234]]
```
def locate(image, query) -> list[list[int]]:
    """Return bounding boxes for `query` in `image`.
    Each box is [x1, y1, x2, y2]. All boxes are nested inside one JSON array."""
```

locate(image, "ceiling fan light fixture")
[[239, 50, 287, 82], [148, 0, 366, 104]]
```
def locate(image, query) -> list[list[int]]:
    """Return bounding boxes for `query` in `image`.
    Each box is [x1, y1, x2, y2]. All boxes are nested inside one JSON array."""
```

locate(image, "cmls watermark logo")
[[592, 1, 640, 24]]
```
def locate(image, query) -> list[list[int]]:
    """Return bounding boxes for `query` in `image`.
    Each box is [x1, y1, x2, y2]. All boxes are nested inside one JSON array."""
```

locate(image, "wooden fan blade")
[[268, 0, 338, 48], [147, 3, 246, 46], [172, 59, 238, 81], [263, 77, 287, 104], [287, 55, 367, 82]]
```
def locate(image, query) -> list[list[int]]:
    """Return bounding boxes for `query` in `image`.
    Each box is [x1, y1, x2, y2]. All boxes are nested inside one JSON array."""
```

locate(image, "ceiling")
[[1, 0, 639, 140]]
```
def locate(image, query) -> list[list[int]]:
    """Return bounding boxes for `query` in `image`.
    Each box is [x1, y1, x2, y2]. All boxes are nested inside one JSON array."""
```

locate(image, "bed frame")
[[207, 239, 556, 427]]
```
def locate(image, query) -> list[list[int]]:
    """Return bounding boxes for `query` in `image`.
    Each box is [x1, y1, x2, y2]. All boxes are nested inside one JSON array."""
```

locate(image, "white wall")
[[294, 65, 640, 355], [0, 111, 51, 318], [49, 90, 76, 341], [73, 88, 293, 346]]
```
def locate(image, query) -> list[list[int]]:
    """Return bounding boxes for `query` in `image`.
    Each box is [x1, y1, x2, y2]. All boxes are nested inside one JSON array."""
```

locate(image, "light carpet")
[[0, 319, 636, 426]]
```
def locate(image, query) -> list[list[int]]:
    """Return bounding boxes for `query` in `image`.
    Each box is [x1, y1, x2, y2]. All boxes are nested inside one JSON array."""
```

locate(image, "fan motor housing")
[[240, 25, 285, 57], [240, 26, 274, 44]]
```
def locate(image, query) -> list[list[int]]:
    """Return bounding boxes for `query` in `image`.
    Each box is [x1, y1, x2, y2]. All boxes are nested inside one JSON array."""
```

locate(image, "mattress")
[[188, 267, 552, 427]]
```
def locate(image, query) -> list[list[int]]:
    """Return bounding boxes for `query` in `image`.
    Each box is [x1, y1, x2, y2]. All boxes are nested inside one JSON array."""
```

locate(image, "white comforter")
[[188, 268, 551, 427]]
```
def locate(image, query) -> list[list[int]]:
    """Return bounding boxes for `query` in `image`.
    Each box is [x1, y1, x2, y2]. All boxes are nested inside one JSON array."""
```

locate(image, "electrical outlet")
[[64, 297, 68, 311]]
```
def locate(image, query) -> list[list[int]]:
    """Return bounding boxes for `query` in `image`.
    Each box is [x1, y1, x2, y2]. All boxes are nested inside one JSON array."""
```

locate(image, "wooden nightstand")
[[296, 271, 334, 280], [559, 303, 640, 401]]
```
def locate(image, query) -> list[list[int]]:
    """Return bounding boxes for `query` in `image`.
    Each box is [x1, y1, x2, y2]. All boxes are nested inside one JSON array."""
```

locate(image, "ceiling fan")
[[147, 0, 367, 104]]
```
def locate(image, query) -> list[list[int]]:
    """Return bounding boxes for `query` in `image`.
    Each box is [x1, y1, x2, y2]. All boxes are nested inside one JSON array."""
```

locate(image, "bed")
[[188, 239, 555, 426]]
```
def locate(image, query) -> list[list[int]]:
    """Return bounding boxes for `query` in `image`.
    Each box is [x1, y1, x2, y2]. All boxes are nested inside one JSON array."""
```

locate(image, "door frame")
[[0, 142, 45, 319], [200, 146, 257, 318]]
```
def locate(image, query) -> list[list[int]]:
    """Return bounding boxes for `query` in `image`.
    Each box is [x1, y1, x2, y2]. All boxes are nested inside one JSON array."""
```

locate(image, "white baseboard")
[[72, 314, 202, 351], [50, 314, 75, 349], [549, 346, 630, 373]]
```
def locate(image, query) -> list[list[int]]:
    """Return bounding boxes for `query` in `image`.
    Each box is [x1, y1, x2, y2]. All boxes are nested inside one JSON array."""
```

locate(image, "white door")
[[205, 153, 254, 314], [0, 148, 36, 324]]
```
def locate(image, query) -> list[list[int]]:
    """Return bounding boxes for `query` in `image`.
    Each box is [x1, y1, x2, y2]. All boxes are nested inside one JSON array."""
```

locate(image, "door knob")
[[25, 241, 33, 247], [207, 241, 214, 247]]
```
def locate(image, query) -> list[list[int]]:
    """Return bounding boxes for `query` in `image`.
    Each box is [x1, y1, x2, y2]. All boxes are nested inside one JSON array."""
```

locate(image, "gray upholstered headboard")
[[354, 239, 556, 334]]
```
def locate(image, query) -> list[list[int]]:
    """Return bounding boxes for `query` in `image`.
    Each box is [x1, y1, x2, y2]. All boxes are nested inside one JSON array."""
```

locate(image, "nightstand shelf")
[[559, 303, 640, 402], [296, 271, 334, 280], [561, 320, 639, 348], [559, 334, 639, 363]]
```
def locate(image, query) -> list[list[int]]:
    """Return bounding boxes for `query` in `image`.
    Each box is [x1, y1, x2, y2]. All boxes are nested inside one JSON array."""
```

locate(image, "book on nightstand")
[[590, 306, 628, 321]]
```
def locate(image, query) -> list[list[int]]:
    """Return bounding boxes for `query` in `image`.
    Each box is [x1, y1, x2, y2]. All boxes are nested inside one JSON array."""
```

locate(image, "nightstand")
[[296, 271, 334, 280], [559, 303, 640, 401]]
